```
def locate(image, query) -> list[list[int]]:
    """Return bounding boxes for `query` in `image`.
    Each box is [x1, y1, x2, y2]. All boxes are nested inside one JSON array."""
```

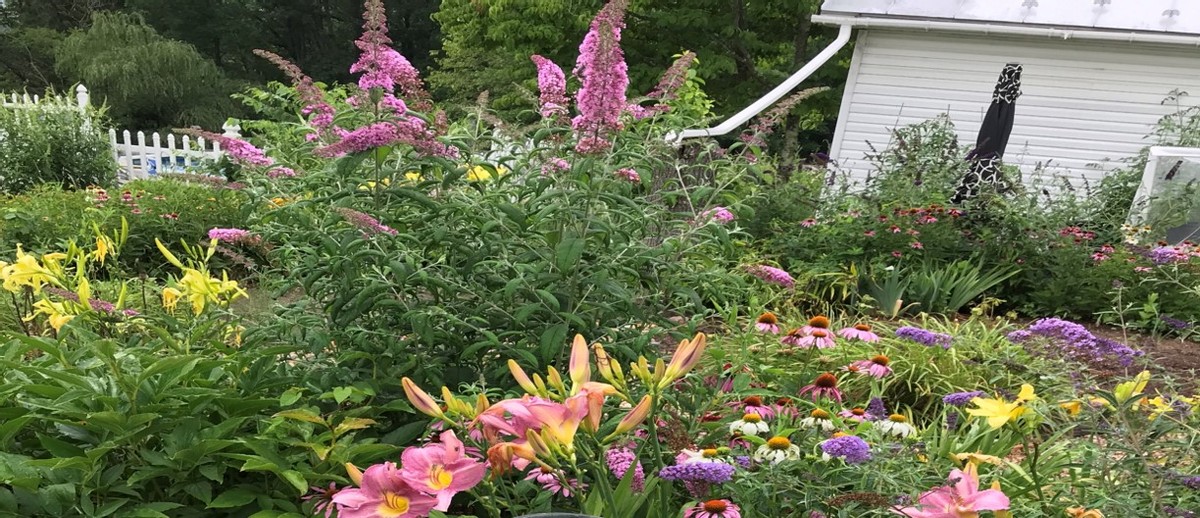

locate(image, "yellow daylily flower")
[[357, 178, 392, 190], [1144, 396, 1173, 420], [966, 393, 1029, 430], [27, 299, 74, 333], [1060, 400, 1083, 416], [952, 452, 1005, 466], [1015, 384, 1037, 402], [1, 247, 58, 293], [404, 171, 422, 182], [162, 287, 182, 313], [94, 235, 112, 265], [1066, 507, 1105, 518], [1114, 371, 1150, 404], [466, 164, 509, 182]]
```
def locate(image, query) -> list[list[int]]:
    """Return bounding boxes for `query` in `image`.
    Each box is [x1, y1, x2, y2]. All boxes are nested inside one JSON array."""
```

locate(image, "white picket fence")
[[2, 84, 238, 182]]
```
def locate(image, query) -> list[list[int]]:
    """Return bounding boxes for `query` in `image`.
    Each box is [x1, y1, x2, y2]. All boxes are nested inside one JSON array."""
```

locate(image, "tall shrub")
[[0, 92, 115, 193]]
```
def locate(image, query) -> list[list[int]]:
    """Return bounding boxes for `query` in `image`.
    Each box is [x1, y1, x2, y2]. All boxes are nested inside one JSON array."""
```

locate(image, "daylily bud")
[[546, 366, 566, 395], [532, 373, 549, 394], [568, 334, 590, 392], [402, 377, 444, 419], [508, 359, 540, 395], [605, 394, 653, 442], [659, 333, 707, 389], [653, 357, 667, 385], [631, 356, 652, 384], [593, 343, 615, 381], [475, 393, 490, 415], [345, 462, 364, 486], [526, 429, 553, 459]]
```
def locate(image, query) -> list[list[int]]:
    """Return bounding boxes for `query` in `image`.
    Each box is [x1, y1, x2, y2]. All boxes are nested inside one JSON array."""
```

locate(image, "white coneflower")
[[877, 413, 918, 438], [753, 436, 801, 464], [728, 413, 769, 436], [680, 447, 729, 464], [799, 408, 836, 431]]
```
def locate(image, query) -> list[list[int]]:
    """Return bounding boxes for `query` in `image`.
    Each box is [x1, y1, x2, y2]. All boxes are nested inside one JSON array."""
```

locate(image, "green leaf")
[[37, 434, 84, 458], [554, 236, 586, 273], [280, 470, 309, 493], [279, 388, 303, 407], [332, 386, 353, 404], [274, 409, 325, 426], [207, 488, 257, 509]]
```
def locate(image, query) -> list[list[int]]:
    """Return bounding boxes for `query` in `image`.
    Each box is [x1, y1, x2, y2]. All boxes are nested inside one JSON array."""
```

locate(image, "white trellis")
[[2, 84, 241, 182]]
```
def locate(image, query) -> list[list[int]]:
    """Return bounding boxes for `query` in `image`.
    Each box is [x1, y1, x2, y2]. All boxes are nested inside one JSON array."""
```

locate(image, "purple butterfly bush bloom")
[[572, 0, 630, 154], [335, 207, 398, 237], [208, 228, 254, 244], [658, 462, 736, 484], [943, 391, 985, 407], [703, 206, 735, 224], [531, 55, 569, 118], [820, 435, 871, 465], [895, 326, 953, 349], [746, 265, 795, 289], [604, 446, 645, 492], [1008, 317, 1142, 367]]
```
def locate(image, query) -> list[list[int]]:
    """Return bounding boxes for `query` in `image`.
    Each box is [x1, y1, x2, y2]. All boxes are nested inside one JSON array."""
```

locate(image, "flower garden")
[[1, 1, 1199, 517]]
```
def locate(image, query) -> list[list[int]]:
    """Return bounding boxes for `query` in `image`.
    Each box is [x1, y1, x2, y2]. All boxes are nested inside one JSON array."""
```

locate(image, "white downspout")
[[668, 24, 853, 143]]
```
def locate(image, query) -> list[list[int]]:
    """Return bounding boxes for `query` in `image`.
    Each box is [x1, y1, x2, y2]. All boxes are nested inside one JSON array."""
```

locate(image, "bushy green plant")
[[0, 92, 115, 194], [0, 179, 249, 275]]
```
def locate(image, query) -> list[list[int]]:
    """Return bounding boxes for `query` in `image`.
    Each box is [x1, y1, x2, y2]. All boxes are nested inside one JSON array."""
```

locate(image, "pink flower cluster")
[[316, 120, 457, 159], [531, 55, 569, 118], [614, 168, 640, 183], [648, 51, 696, 101], [177, 129, 273, 167], [571, 0, 630, 154], [335, 207, 398, 236], [703, 207, 735, 224], [207, 227, 256, 244], [254, 49, 337, 134], [331, 431, 486, 517], [267, 166, 297, 179], [605, 446, 645, 491], [746, 265, 794, 289], [350, 0, 428, 108], [542, 157, 571, 175]]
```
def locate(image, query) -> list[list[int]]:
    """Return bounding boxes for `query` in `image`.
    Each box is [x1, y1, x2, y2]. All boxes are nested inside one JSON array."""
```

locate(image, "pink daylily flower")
[[399, 430, 487, 511], [893, 464, 1010, 517], [331, 462, 438, 518]]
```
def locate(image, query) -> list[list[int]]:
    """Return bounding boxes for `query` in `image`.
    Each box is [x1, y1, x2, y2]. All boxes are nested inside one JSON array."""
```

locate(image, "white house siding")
[[829, 29, 1200, 193]]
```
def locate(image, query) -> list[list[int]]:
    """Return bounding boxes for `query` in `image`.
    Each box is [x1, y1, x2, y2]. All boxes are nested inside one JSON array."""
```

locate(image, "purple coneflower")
[[685, 499, 741, 518], [838, 323, 880, 342], [524, 467, 582, 497], [848, 355, 892, 378], [798, 373, 843, 403], [838, 407, 874, 422], [796, 329, 836, 349], [754, 312, 780, 334]]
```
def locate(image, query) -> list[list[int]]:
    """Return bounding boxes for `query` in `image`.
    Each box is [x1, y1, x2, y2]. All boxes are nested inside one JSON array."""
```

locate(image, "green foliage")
[[55, 12, 237, 129], [0, 179, 248, 275], [0, 93, 115, 194]]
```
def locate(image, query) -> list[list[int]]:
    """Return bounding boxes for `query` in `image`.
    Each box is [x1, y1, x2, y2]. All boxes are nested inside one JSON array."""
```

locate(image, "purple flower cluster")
[[254, 49, 337, 135], [1008, 317, 1143, 367], [703, 206, 735, 224], [942, 391, 984, 407], [604, 446, 645, 492], [1148, 245, 1197, 265], [542, 158, 571, 175], [267, 166, 297, 179], [1178, 475, 1200, 490], [349, 0, 425, 104], [895, 326, 953, 349], [866, 397, 887, 420], [177, 129, 273, 167], [531, 55, 569, 119], [746, 265, 794, 289], [820, 435, 871, 465], [335, 207, 398, 237], [658, 461, 736, 484], [1162, 315, 1192, 330], [316, 120, 457, 159], [1165, 507, 1197, 518], [44, 287, 137, 317], [571, 0, 630, 154], [614, 168, 640, 183], [208, 228, 254, 244]]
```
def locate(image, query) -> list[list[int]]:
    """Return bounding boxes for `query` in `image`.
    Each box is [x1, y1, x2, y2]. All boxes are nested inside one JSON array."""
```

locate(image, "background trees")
[[0, 0, 844, 152]]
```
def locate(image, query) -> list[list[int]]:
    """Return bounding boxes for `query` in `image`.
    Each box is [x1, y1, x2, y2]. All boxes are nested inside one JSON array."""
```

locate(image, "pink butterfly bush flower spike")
[[531, 55, 569, 118], [331, 462, 438, 518], [893, 463, 1010, 518], [572, 0, 630, 154], [399, 430, 487, 511]]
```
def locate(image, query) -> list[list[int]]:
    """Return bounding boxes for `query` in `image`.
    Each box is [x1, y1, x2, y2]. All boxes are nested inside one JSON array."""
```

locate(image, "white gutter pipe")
[[811, 14, 1200, 47], [669, 23, 853, 143]]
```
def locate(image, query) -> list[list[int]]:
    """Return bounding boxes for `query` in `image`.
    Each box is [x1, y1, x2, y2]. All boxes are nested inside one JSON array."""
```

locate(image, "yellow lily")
[[1060, 400, 1083, 416], [966, 395, 1027, 430], [94, 235, 112, 265], [2, 246, 58, 293], [466, 164, 509, 182], [27, 299, 74, 333], [1144, 396, 1173, 420], [952, 452, 1005, 466], [1114, 371, 1150, 404], [162, 287, 182, 312]]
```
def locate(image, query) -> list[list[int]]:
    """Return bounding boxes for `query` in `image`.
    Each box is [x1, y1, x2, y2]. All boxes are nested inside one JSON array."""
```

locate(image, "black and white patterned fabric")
[[951, 63, 1022, 204]]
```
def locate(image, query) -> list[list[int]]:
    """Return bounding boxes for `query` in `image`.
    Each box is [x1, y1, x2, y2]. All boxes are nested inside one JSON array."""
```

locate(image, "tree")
[[55, 12, 238, 129]]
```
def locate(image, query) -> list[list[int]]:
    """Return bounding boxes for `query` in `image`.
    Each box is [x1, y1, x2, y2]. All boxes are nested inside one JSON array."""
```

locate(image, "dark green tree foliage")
[[432, 0, 845, 152], [55, 12, 237, 129]]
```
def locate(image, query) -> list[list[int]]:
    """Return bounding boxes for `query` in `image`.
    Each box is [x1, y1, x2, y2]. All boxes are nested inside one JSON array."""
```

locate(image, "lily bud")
[[659, 333, 707, 389], [402, 377, 444, 419], [604, 394, 653, 443], [508, 359, 540, 395], [345, 462, 364, 486], [568, 334, 591, 392], [546, 366, 566, 395]]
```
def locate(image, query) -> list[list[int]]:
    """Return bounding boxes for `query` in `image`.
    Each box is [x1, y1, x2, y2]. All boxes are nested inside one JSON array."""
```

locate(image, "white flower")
[[799, 409, 835, 431], [754, 436, 801, 464], [680, 448, 729, 464], [877, 414, 917, 438], [729, 413, 769, 436]]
